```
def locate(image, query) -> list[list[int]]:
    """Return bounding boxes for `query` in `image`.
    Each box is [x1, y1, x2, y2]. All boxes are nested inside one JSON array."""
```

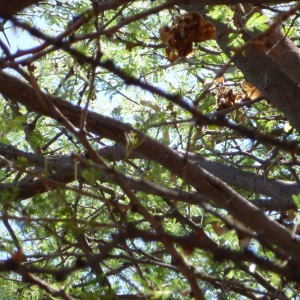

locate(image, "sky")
[[0, 19, 38, 55]]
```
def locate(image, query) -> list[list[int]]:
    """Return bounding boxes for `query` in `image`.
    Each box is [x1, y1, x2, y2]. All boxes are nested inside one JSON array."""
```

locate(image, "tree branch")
[[0, 71, 300, 263], [0, 0, 43, 17], [0, 142, 298, 210]]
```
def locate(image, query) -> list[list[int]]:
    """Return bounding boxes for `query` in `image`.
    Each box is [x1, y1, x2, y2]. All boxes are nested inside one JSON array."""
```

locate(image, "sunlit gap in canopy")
[[0, 19, 51, 62]]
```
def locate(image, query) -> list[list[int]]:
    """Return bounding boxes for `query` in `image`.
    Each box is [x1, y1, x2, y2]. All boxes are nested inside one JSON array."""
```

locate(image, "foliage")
[[0, 0, 299, 299]]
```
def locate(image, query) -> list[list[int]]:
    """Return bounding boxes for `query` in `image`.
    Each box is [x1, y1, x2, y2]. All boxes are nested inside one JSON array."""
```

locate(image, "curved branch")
[[187, 152, 299, 209], [100, 145, 300, 210], [1, 71, 300, 263], [0, 143, 298, 209]]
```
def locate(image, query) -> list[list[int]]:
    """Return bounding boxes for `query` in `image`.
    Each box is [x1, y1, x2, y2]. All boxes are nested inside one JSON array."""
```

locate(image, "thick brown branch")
[[180, 3, 300, 133], [0, 0, 43, 17], [6, 18, 300, 154], [0, 143, 298, 210], [0, 72, 300, 263]]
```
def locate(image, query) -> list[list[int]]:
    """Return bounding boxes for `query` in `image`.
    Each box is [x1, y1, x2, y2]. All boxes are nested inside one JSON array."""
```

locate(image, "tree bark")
[[0, 142, 298, 209], [181, 3, 300, 133], [1, 71, 300, 262], [0, 0, 43, 17]]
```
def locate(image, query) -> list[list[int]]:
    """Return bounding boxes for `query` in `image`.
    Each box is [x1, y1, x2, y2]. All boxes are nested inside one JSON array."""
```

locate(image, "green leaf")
[[153, 290, 172, 300], [16, 156, 29, 168], [81, 167, 106, 184], [245, 12, 269, 32], [226, 270, 235, 279], [293, 194, 300, 209], [207, 5, 233, 23], [228, 33, 244, 48], [283, 26, 296, 37]]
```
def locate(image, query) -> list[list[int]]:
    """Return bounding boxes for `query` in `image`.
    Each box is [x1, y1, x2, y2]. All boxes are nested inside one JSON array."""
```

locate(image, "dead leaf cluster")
[[213, 86, 243, 111], [159, 12, 216, 62], [213, 79, 262, 111]]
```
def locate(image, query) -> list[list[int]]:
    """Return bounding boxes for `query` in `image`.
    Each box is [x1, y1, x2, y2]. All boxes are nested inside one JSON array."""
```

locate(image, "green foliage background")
[[0, 0, 299, 299]]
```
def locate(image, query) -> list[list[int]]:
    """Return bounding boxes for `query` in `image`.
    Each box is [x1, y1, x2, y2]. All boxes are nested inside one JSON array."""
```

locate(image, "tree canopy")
[[0, 0, 299, 299]]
